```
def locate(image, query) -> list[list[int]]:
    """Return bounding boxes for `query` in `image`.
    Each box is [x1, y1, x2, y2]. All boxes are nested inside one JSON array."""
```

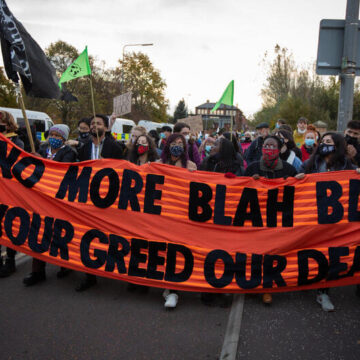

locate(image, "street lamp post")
[[121, 43, 153, 93]]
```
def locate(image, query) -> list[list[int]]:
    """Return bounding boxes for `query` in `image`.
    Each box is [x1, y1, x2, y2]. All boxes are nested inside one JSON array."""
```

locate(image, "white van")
[[0, 107, 54, 141], [110, 118, 135, 141], [138, 120, 163, 134]]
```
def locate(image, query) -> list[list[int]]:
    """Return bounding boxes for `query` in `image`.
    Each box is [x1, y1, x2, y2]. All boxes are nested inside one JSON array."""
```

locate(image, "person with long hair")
[[301, 132, 360, 311], [201, 137, 244, 175], [157, 133, 196, 308], [128, 134, 159, 165], [158, 133, 196, 171]]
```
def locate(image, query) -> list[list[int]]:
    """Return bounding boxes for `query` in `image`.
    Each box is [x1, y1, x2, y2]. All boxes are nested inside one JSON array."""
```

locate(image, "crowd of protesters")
[[0, 109, 360, 311]]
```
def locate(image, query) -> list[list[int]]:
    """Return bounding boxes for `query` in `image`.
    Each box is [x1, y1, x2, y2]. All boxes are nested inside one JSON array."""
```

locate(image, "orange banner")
[[0, 135, 359, 293]]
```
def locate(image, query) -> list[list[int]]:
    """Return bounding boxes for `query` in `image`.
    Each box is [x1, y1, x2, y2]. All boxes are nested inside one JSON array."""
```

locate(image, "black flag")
[[0, 0, 76, 101]]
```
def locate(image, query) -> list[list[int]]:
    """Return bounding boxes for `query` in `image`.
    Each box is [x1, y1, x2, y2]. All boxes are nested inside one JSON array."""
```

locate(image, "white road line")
[[219, 294, 245, 360]]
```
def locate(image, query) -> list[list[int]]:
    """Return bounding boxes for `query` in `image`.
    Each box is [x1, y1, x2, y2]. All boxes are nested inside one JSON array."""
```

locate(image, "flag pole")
[[15, 81, 35, 153], [89, 75, 100, 145]]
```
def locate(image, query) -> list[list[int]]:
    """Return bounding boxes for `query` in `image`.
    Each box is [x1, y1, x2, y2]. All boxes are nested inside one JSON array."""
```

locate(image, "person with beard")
[[293, 117, 308, 147], [245, 135, 302, 305], [344, 120, 360, 167], [157, 133, 196, 308], [300, 125, 318, 162], [22, 124, 77, 285], [0, 111, 24, 278], [66, 118, 91, 151], [273, 129, 303, 172], [173, 122, 201, 167], [76, 114, 125, 292], [300, 132, 360, 311]]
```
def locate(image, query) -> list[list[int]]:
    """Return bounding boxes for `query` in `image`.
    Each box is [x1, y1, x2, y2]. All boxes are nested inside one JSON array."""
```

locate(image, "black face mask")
[[319, 143, 335, 156], [79, 132, 90, 139], [0, 124, 6, 133], [345, 134, 358, 146]]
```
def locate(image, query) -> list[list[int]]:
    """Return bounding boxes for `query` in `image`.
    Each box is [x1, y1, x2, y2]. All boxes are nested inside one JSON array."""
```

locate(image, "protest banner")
[[177, 115, 203, 133], [113, 92, 132, 116], [0, 135, 359, 293]]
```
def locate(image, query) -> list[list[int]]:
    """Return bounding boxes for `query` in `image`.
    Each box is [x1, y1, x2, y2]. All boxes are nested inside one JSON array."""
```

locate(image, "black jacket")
[[199, 153, 244, 176], [300, 154, 355, 174], [245, 158, 297, 179], [245, 137, 264, 165], [38, 143, 77, 162], [77, 135, 124, 161]]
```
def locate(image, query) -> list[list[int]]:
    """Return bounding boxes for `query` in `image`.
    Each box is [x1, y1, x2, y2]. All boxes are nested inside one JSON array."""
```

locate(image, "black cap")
[[255, 122, 269, 129]]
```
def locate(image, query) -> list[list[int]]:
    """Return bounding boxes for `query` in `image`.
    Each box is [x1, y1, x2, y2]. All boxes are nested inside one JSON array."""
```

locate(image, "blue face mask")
[[160, 133, 166, 139], [205, 145, 212, 153], [305, 139, 315, 147], [49, 137, 63, 149], [170, 145, 184, 157]]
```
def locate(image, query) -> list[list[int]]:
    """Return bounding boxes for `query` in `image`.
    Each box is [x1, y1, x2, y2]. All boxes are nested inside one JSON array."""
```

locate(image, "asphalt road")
[[0, 255, 359, 360], [0, 256, 229, 360]]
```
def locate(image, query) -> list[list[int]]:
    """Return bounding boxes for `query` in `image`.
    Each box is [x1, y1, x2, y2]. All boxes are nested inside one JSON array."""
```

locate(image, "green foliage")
[[113, 52, 169, 123], [11, 41, 168, 133], [252, 45, 352, 131], [173, 98, 188, 121], [0, 67, 17, 107]]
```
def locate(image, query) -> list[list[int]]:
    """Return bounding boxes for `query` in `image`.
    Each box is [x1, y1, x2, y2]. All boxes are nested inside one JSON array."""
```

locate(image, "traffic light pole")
[[337, 0, 360, 132]]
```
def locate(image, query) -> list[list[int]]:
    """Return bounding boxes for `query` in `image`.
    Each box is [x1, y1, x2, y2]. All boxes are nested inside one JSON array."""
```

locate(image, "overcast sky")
[[2, 0, 349, 118]]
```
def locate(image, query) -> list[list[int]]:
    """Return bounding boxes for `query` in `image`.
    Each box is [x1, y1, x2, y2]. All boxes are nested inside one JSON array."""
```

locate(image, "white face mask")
[[298, 127, 306, 134], [184, 135, 190, 141]]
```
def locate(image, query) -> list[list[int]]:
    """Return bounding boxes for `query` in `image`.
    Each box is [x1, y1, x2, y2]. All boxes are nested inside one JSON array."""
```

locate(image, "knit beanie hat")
[[49, 124, 70, 140]]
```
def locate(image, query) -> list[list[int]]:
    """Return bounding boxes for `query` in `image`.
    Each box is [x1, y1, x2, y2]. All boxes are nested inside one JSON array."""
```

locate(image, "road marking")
[[219, 294, 245, 360], [16, 253, 31, 267]]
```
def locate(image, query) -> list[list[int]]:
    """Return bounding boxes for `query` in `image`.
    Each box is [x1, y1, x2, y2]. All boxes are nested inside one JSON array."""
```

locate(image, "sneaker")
[[163, 290, 178, 309], [316, 293, 335, 312], [56, 267, 72, 279], [75, 275, 97, 292], [0, 258, 16, 278], [23, 271, 46, 286]]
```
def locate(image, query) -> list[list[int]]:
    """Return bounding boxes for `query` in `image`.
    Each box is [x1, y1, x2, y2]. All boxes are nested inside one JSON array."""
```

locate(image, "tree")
[[261, 45, 295, 106], [113, 52, 169, 123], [0, 67, 17, 107], [252, 45, 349, 131], [173, 99, 188, 122]]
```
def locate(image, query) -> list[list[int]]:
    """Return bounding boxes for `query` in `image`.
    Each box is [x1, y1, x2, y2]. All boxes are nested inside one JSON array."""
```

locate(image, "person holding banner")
[[0, 110, 24, 278], [173, 122, 201, 168], [158, 133, 196, 308], [76, 114, 125, 292], [23, 124, 77, 286], [244, 135, 303, 304], [301, 132, 358, 311], [128, 134, 159, 165], [37, 125, 77, 162]]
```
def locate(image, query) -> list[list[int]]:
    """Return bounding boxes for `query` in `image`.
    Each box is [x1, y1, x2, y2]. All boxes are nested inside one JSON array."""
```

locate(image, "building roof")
[[196, 102, 239, 110]]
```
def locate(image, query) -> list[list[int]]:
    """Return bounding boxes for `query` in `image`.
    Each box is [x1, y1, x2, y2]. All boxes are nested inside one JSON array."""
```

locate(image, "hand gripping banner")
[[0, 135, 359, 293]]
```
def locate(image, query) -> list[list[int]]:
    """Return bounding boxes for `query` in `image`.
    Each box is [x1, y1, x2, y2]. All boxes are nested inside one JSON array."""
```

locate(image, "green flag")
[[58, 46, 92, 89], [211, 80, 234, 112]]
